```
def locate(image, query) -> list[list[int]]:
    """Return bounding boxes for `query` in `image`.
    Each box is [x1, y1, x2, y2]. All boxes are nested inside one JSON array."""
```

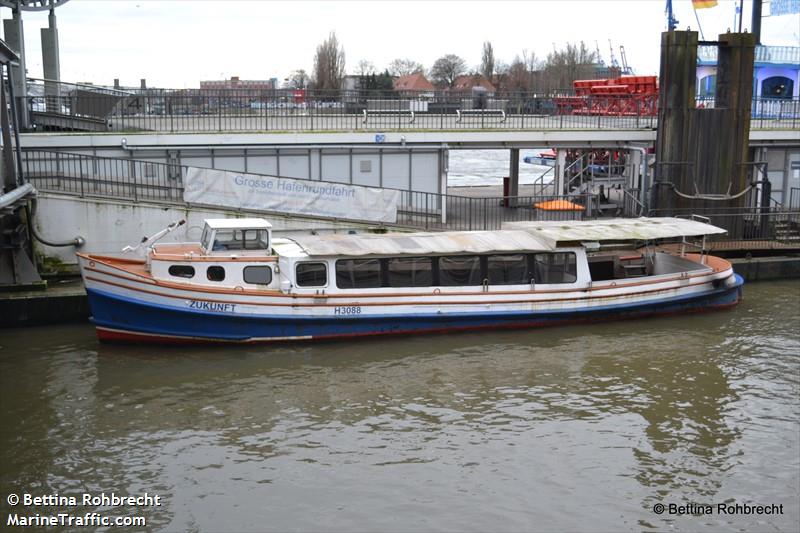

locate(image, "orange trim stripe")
[[84, 271, 724, 309], [83, 259, 727, 300], [151, 255, 279, 263], [81, 251, 731, 301]]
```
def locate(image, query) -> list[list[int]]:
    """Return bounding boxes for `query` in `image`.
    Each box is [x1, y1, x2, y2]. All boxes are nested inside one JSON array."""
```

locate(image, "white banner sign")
[[183, 168, 400, 224]]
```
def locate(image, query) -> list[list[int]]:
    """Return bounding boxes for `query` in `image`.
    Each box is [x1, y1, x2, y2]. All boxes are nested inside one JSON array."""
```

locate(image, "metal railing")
[[697, 44, 800, 65], [22, 150, 184, 203], [16, 82, 799, 133], [696, 96, 800, 124], [21, 150, 606, 232], [649, 207, 800, 248], [21, 150, 798, 240]]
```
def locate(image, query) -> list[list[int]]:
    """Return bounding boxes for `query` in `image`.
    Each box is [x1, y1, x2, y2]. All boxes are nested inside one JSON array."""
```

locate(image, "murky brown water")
[[1, 280, 799, 532]]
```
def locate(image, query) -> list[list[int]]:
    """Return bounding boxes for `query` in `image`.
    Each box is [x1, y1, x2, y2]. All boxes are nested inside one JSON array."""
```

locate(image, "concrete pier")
[[0, 277, 88, 327], [731, 255, 800, 281]]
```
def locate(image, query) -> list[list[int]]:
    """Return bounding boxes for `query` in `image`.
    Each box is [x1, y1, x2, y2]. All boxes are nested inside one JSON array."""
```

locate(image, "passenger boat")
[[76, 217, 744, 344]]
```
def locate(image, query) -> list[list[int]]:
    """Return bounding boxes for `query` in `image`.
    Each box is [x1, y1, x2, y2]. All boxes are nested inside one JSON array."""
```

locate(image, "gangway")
[[27, 78, 134, 131]]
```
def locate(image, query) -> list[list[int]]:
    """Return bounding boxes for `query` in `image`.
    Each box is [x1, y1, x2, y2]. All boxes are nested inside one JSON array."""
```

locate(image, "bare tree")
[[313, 31, 346, 91], [429, 54, 467, 88], [284, 69, 309, 89], [522, 49, 541, 92], [388, 58, 424, 77], [505, 55, 529, 91], [480, 41, 495, 81], [356, 60, 376, 76], [541, 41, 596, 93]]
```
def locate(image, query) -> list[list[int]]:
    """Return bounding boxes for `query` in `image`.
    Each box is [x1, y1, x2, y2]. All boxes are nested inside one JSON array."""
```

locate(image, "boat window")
[[387, 257, 432, 287], [487, 254, 529, 285], [168, 265, 195, 279], [336, 259, 382, 289], [243, 266, 272, 285], [438, 256, 482, 286], [212, 229, 270, 251], [296, 262, 328, 287], [532, 253, 577, 284], [207, 265, 226, 282]]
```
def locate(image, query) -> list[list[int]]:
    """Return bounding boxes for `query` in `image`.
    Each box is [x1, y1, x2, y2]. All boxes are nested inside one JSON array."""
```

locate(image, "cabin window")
[[336, 259, 382, 289], [207, 265, 226, 282], [296, 262, 328, 287], [243, 266, 272, 285], [168, 265, 195, 279], [438, 256, 482, 286], [201, 226, 213, 251], [532, 253, 577, 284], [212, 229, 270, 251], [487, 254, 529, 285], [387, 257, 432, 287]]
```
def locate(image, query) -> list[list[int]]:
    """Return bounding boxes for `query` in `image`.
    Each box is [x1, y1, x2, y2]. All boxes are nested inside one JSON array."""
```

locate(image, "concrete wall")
[[33, 193, 383, 266]]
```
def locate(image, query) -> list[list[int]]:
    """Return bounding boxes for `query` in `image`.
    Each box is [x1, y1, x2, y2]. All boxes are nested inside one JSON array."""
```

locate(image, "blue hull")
[[86, 275, 744, 344]]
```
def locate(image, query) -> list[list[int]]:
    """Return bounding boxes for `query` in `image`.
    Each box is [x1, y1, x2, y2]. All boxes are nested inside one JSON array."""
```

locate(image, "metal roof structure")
[[289, 230, 555, 258], [502, 217, 727, 246]]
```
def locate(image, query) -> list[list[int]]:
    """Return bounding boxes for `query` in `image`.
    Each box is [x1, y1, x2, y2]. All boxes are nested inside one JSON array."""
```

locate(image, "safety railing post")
[[131, 160, 138, 202]]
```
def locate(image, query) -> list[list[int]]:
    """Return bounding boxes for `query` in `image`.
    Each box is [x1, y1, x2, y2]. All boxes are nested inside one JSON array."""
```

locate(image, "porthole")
[[207, 265, 226, 282], [168, 265, 195, 278]]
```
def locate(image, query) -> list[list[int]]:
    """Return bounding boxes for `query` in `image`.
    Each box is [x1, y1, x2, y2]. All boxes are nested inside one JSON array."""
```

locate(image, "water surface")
[[1, 280, 798, 531]]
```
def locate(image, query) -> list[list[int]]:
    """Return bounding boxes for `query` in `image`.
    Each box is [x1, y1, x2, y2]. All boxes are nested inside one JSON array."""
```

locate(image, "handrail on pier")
[[362, 109, 415, 124], [456, 109, 506, 123]]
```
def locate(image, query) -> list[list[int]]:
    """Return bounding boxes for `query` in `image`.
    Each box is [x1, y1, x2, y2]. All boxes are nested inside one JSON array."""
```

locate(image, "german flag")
[[692, 0, 718, 8]]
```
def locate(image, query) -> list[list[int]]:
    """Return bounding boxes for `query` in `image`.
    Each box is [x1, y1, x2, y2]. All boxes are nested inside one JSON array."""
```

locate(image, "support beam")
[[628, 148, 642, 190], [41, 8, 61, 113], [555, 149, 567, 196], [508, 148, 519, 203], [1, 68, 16, 191], [3, 8, 28, 129]]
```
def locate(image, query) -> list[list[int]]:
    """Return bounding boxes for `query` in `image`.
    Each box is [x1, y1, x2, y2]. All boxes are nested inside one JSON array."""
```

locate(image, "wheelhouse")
[[148, 218, 279, 290], [199, 218, 272, 254]]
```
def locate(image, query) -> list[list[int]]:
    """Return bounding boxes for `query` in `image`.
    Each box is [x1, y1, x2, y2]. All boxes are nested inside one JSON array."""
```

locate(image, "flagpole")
[[738, 0, 744, 32], [693, 8, 706, 40]]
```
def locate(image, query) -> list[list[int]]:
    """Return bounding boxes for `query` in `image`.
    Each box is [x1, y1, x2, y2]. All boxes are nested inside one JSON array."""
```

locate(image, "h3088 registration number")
[[334, 306, 361, 315]]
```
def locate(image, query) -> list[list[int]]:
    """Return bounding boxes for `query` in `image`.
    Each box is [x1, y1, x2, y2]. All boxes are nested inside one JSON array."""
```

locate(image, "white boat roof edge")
[[502, 217, 727, 245], [205, 218, 272, 230], [288, 229, 556, 257]]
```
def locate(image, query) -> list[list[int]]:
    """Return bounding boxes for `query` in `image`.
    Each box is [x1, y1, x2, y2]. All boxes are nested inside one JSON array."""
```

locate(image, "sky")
[[2, 0, 798, 88]]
